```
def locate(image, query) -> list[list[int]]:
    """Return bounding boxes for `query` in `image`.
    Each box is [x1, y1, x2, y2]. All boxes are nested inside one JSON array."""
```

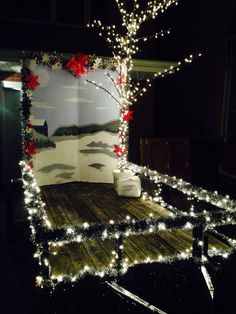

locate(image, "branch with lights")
[[87, 0, 201, 168]]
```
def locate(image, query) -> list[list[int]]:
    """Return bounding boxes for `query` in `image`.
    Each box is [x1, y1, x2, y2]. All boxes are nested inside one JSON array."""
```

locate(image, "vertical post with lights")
[[115, 234, 123, 275], [192, 223, 204, 260], [41, 241, 50, 279]]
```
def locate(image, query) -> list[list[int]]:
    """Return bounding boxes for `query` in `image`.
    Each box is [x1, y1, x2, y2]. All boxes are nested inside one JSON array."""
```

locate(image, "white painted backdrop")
[[30, 65, 120, 186]]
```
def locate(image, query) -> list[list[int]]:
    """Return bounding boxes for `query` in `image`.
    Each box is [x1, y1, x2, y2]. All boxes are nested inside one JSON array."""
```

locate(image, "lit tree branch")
[[85, 79, 121, 106], [136, 29, 171, 43], [152, 53, 202, 79], [87, 0, 201, 167], [105, 72, 122, 98]]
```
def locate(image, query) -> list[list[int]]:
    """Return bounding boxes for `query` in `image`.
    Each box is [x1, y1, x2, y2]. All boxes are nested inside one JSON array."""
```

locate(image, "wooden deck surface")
[[40, 182, 231, 276]]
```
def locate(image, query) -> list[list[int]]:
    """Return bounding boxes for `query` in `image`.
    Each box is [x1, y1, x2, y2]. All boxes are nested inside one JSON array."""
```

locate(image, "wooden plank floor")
[[41, 182, 231, 277]]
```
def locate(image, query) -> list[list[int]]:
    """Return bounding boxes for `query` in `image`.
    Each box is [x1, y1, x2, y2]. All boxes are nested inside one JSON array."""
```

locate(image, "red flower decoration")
[[116, 75, 126, 86], [113, 144, 126, 157], [74, 63, 87, 77], [28, 162, 34, 169], [122, 109, 134, 121], [25, 139, 36, 156], [76, 52, 89, 66], [25, 73, 40, 90], [65, 57, 87, 77]]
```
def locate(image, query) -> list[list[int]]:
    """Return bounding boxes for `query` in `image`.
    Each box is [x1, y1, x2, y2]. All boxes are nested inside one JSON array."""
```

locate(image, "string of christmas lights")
[[87, 0, 201, 168], [126, 162, 236, 212]]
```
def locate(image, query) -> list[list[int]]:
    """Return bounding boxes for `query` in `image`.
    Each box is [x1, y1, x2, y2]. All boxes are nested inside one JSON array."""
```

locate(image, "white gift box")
[[113, 169, 132, 190], [116, 176, 141, 198]]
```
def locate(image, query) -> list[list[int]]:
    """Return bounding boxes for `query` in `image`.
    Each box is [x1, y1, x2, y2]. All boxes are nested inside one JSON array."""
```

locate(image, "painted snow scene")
[[30, 64, 120, 186]]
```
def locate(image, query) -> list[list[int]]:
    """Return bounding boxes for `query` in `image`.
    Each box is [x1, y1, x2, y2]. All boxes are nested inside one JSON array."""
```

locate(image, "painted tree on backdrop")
[[87, 0, 201, 169]]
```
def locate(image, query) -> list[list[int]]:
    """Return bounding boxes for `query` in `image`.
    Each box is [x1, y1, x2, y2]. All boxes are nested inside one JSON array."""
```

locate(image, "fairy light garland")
[[20, 161, 51, 232], [126, 162, 236, 212], [39, 246, 236, 288], [39, 252, 192, 288], [35, 199, 236, 250], [207, 228, 236, 248], [137, 28, 171, 43]]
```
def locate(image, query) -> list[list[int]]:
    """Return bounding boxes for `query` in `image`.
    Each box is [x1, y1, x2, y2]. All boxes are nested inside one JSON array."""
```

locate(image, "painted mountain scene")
[[30, 65, 120, 186]]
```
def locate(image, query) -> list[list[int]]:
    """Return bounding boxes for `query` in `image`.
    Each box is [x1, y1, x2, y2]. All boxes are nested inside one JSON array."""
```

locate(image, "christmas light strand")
[[126, 162, 236, 212], [36, 245, 236, 288], [137, 29, 171, 43], [152, 53, 202, 79]]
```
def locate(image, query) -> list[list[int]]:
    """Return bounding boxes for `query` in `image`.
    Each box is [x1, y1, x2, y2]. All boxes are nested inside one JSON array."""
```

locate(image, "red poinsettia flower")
[[25, 73, 40, 90], [64, 57, 78, 71], [65, 57, 87, 77], [113, 144, 126, 157], [73, 63, 87, 77], [25, 139, 36, 156], [122, 109, 134, 121], [76, 52, 89, 66], [116, 75, 126, 86]]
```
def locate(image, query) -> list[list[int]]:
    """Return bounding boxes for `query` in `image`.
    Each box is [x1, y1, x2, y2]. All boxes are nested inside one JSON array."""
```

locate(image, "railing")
[[20, 161, 236, 288]]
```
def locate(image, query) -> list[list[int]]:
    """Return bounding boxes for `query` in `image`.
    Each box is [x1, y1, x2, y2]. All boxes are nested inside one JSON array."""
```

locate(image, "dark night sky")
[[0, 0, 234, 57]]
